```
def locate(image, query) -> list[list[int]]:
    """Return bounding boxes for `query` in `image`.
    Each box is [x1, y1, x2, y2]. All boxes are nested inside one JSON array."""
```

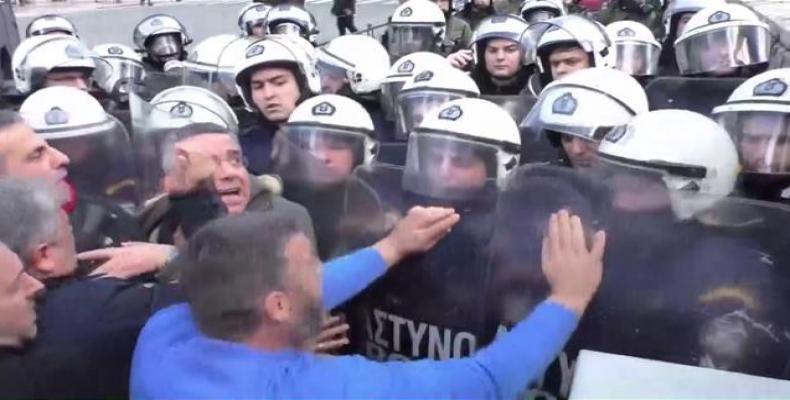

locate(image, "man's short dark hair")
[[180, 211, 311, 341]]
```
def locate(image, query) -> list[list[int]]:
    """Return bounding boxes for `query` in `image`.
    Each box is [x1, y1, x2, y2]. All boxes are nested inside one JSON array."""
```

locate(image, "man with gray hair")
[[0, 178, 179, 398], [0, 109, 143, 254]]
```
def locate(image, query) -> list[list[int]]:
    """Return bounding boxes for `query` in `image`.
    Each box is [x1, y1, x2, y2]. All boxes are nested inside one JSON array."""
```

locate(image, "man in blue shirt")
[[131, 207, 605, 398]]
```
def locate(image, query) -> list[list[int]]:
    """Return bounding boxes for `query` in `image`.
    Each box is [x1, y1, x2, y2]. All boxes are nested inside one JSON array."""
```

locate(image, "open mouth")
[[217, 187, 241, 197]]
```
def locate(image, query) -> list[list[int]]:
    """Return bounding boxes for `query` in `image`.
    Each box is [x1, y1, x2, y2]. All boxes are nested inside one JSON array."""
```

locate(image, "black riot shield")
[[645, 77, 746, 116], [336, 163, 501, 361], [488, 164, 790, 398]]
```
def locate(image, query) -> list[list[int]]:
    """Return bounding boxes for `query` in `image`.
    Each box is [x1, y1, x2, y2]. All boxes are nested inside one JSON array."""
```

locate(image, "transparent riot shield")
[[336, 162, 502, 362], [43, 116, 141, 209], [488, 163, 790, 398], [645, 77, 746, 116], [133, 70, 184, 102]]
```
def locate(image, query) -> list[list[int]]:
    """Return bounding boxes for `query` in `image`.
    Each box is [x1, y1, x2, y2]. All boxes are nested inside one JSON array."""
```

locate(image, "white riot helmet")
[[531, 15, 612, 84], [182, 34, 256, 101], [281, 95, 377, 185], [93, 43, 146, 101], [238, 3, 271, 37], [404, 98, 520, 199], [264, 5, 318, 43], [150, 86, 239, 131], [317, 35, 391, 96], [712, 69, 790, 177], [606, 21, 661, 77], [523, 67, 648, 150], [234, 36, 320, 112], [396, 66, 480, 139], [471, 15, 533, 69], [662, 0, 726, 39], [25, 15, 78, 38], [674, 4, 770, 77], [381, 52, 449, 122], [133, 14, 192, 65], [12, 34, 111, 95], [597, 109, 739, 220], [519, 0, 566, 24], [19, 86, 137, 205], [387, 0, 446, 61]]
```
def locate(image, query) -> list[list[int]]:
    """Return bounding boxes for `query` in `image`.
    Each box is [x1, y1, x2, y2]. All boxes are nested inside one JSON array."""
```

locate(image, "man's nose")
[[51, 147, 70, 168]]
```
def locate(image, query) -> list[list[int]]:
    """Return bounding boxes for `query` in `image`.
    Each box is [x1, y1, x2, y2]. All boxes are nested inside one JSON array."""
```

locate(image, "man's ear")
[[28, 243, 56, 280], [263, 291, 292, 323]]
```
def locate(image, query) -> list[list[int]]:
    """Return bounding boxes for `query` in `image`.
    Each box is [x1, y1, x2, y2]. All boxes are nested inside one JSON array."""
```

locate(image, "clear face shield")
[[275, 125, 368, 187], [381, 80, 406, 122], [524, 9, 558, 24], [716, 111, 790, 175], [316, 60, 349, 94], [39, 115, 140, 208], [272, 22, 306, 37], [387, 25, 438, 61], [180, 64, 238, 103], [98, 59, 146, 101], [614, 42, 661, 76], [147, 34, 184, 64], [675, 25, 770, 76], [396, 90, 464, 140], [403, 132, 500, 200]]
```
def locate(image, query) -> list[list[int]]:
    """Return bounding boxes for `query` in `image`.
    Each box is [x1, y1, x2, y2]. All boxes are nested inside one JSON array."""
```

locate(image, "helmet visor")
[[675, 25, 770, 75], [148, 34, 183, 61], [381, 80, 406, 122], [277, 125, 368, 185], [614, 42, 660, 76], [272, 22, 305, 37], [387, 25, 437, 60], [716, 111, 790, 174], [524, 9, 558, 24], [403, 132, 499, 199], [396, 90, 463, 139]]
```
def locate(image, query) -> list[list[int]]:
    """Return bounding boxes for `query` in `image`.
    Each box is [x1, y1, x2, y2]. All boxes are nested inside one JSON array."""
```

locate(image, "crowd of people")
[[0, 0, 790, 397]]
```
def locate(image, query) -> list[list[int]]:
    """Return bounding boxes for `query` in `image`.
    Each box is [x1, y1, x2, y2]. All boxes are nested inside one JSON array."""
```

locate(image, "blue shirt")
[[131, 248, 578, 399]]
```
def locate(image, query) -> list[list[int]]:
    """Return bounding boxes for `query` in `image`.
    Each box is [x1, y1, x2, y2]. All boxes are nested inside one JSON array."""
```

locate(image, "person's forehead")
[[487, 38, 519, 49], [178, 133, 239, 152], [251, 67, 294, 82], [742, 114, 787, 134], [0, 122, 40, 155], [47, 69, 87, 77], [550, 46, 586, 59]]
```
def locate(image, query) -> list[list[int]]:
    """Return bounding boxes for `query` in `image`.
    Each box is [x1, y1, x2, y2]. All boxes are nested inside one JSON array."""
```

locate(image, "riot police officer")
[[233, 35, 320, 174], [17, 86, 143, 253], [10, 34, 110, 103], [238, 3, 271, 39], [92, 43, 147, 109], [179, 34, 256, 107], [674, 4, 770, 79], [381, 52, 449, 136], [658, 0, 725, 76], [605, 20, 661, 86], [133, 14, 192, 72], [448, 15, 532, 96], [529, 15, 612, 96], [519, 0, 566, 24], [385, 0, 448, 62], [317, 34, 392, 139], [712, 68, 790, 203], [274, 94, 379, 259], [342, 97, 521, 361], [264, 4, 319, 45], [521, 67, 648, 167], [25, 14, 78, 38]]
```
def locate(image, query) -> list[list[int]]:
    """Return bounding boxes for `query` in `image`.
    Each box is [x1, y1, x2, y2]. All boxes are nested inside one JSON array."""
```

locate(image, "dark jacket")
[[70, 194, 144, 254], [331, 0, 355, 16], [0, 277, 182, 399], [240, 122, 279, 176]]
